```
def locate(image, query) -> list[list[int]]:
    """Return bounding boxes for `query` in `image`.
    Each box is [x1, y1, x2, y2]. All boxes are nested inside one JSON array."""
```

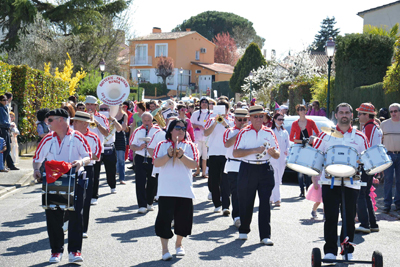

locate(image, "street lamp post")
[[325, 37, 336, 119], [179, 67, 183, 100], [249, 71, 254, 104], [137, 70, 141, 101], [99, 59, 106, 79]]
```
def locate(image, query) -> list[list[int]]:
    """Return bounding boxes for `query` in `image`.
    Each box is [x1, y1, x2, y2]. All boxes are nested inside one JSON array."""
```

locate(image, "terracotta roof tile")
[[191, 62, 234, 74], [130, 31, 196, 41]]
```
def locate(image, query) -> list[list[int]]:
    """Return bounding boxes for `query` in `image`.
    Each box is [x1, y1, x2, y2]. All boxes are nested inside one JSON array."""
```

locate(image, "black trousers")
[[208, 156, 230, 209], [134, 155, 157, 208], [83, 165, 94, 233], [227, 171, 240, 219], [0, 127, 15, 168], [237, 162, 274, 240], [357, 171, 378, 229], [322, 185, 359, 255], [155, 196, 193, 239], [92, 148, 117, 199], [45, 180, 85, 253]]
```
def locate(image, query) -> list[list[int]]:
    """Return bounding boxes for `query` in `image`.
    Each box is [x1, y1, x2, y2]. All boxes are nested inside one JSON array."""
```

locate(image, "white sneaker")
[[90, 198, 98, 205], [111, 188, 117, 194], [323, 253, 337, 260], [68, 252, 83, 263], [147, 204, 155, 211], [238, 233, 248, 240], [49, 253, 63, 263], [342, 253, 354, 260], [261, 238, 274, 246], [138, 207, 147, 214], [207, 192, 212, 201], [222, 209, 230, 216], [214, 206, 222, 213], [234, 217, 241, 228], [62, 221, 68, 232], [176, 246, 185, 256], [82, 232, 88, 238], [162, 252, 172, 261]]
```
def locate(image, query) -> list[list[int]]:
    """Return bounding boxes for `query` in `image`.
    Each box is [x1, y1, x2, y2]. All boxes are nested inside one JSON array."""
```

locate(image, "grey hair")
[[141, 112, 153, 120], [389, 103, 400, 110]]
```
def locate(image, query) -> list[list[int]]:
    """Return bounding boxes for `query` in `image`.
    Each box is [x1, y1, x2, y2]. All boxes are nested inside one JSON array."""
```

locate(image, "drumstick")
[[173, 136, 178, 166]]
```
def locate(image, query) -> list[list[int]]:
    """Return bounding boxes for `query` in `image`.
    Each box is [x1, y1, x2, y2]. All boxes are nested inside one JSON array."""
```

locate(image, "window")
[[195, 51, 200, 60], [155, 43, 168, 57], [195, 70, 201, 74], [135, 44, 148, 64], [139, 70, 150, 82]]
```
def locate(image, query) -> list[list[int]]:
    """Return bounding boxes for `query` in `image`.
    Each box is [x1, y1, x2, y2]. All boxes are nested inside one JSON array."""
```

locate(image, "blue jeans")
[[116, 150, 126, 182], [298, 172, 311, 194], [383, 152, 400, 209]]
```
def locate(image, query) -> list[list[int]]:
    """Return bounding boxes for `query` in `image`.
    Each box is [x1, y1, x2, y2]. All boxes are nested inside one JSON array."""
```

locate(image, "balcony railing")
[[130, 56, 152, 66]]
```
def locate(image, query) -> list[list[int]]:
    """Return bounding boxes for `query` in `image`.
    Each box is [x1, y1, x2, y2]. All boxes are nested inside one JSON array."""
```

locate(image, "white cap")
[[85, 95, 98, 104]]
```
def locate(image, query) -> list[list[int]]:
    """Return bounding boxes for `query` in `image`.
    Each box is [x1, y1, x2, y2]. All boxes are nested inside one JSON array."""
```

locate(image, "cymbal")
[[320, 127, 344, 138]]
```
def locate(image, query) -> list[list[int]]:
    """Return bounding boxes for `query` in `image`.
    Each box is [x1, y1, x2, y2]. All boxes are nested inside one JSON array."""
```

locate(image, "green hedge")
[[270, 81, 291, 109], [0, 61, 12, 95], [334, 33, 395, 109], [349, 82, 400, 112], [139, 82, 167, 97], [212, 81, 235, 98], [11, 65, 69, 142], [288, 81, 313, 115]]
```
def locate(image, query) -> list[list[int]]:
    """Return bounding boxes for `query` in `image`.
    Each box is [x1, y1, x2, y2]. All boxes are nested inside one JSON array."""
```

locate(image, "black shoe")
[[127, 165, 135, 170], [299, 192, 305, 198], [383, 206, 391, 213], [9, 167, 20, 171]]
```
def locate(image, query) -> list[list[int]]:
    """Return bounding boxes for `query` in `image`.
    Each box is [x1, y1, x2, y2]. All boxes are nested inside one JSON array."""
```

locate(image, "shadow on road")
[[198, 241, 262, 261], [134, 257, 182, 266], [190, 226, 237, 243], [1, 211, 45, 228], [2, 237, 48, 256], [95, 205, 142, 224], [112, 225, 154, 243]]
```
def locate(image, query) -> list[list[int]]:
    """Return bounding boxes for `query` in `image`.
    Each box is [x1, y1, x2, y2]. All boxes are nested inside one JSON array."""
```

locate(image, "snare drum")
[[324, 145, 359, 177], [286, 144, 325, 176], [360, 145, 393, 175]]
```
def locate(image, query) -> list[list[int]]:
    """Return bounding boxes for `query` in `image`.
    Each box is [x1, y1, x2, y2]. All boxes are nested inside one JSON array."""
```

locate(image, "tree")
[[312, 17, 340, 52], [364, 23, 399, 38], [213, 32, 239, 66], [172, 11, 265, 49], [229, 42, 267, 93], [0, 0, 129, 51], [155, 56, 174, 89], [383, 34, 400, 94], [232, 26, 264, 49]]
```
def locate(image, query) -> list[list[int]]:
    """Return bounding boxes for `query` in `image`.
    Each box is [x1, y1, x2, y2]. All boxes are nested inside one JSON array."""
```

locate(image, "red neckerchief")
[[336, 125, 353, 134]]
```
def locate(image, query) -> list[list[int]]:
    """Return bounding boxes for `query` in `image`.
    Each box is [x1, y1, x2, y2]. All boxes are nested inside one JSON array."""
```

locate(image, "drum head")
[[367, 161, 393, 175], [286, 163, 320, 176], [325, 165, 356, 177]]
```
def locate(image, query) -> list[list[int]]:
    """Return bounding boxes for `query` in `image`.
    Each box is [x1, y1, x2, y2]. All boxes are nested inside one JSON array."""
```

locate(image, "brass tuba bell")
[[152, 107, 166, 128]]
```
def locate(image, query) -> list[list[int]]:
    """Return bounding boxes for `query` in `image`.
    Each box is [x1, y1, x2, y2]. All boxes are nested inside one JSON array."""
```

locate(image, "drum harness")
[[45, 131, 76, 210]]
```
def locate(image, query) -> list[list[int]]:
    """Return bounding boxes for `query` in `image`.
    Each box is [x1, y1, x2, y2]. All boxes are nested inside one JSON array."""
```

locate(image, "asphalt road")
[[0, 167, 399, 267]]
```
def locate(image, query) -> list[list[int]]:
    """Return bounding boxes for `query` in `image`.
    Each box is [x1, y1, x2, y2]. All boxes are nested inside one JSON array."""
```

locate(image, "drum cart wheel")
[[372, 251, 383, 267], [311, 248, 321, 267]]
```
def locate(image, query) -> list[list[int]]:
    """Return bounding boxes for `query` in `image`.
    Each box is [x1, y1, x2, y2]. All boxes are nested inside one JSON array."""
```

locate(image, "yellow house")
[[129, 27, 234, 92]]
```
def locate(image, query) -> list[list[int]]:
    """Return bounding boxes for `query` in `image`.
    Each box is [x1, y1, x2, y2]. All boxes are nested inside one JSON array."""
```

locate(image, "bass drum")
[[286, 144, 325, 176]]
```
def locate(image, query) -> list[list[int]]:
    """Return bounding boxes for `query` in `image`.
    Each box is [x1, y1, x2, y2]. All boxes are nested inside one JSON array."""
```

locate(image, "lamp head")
[[325, 37, 336, 58]]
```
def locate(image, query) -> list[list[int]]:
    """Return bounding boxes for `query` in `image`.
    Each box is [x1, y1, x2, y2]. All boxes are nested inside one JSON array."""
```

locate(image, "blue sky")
[[130, 0, 395, 59]]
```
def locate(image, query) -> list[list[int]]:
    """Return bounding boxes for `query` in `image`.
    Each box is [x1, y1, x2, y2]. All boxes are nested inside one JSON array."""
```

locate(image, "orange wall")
[[216, 73, 232, 82], [190, 65, 232, 84]]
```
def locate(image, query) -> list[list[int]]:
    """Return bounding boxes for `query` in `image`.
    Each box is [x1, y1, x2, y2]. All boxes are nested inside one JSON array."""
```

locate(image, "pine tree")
[[229, 43, 266, 93], [312, 17, 340, 52]]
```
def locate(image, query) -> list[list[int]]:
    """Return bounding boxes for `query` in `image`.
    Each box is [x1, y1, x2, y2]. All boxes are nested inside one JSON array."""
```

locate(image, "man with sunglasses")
[[355, 103, 381, 233], [84, 95, 110, 205], [233, 105, 280, 245], [204, 100, 234, 215], [223, 108, 249, 227], [380, 103, 400, 213]]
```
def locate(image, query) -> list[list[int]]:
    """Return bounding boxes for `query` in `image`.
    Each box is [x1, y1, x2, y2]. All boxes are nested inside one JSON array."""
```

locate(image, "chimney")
[[271, 49, 276, 60], [152, 27, 161, 34], [186, 28, 191, 32]]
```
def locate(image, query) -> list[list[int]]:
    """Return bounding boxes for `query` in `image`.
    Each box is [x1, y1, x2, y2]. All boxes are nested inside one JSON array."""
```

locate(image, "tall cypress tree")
[[312, 17, 340, 52], [229, 42, 266, 93]]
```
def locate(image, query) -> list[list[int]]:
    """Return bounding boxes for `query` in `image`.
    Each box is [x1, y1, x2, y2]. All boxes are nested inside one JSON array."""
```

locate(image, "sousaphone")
[[97, 75, 130, 117]]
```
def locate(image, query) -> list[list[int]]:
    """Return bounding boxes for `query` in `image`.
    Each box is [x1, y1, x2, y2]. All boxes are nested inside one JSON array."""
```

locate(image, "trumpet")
[[216, 115, 224, 123], [89, 114, 97, 129], [256, 142, 270, 159]]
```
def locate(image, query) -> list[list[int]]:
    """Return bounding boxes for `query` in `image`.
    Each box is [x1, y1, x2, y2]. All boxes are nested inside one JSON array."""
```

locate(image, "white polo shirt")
[[313, 125, 370, 189], [153, 139, 198, 199], [90, 112, 109, 153], [130, 125, 162, 157], [148, 129, 166, 177], [33, 128, 92, 165], [190, 109, 211, 142], [223, 126, 241, 173], [233, 124, 279, 162], [204, 116, 234, 156], [362, 119, 382, 147], [82, 129, 102, 166]]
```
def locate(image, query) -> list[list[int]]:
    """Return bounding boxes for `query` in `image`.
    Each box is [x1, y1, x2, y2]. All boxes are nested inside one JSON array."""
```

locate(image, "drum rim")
[[286, 162, 321, 176], [365, 161, 393, 174], [325, 163, 357, 177], [326, 145, 359, 153], [289, 145, 325, 155], [360, 144, 387, 155]]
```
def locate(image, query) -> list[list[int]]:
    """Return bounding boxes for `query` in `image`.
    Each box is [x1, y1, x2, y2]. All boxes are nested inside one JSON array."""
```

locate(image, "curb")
[[0, 171, 35, 198]]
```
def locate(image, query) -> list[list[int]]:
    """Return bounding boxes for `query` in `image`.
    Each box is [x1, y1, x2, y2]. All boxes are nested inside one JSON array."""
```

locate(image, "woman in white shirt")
[[153, 119, 199, 261], [270, 113, 290, 206]]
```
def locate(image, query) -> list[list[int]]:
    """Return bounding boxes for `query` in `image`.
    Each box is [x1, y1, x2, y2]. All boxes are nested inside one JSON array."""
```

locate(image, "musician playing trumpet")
[[130, 112, 162, 214]]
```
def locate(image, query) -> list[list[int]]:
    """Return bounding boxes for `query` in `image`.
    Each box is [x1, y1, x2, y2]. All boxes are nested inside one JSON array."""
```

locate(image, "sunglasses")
[[99, 108, 109, 111], [200, 101, 208, 104], [358, 113, 367, 116], [390, 110, 399, 114], [276, 118, 284, 121], [180, 108, 187, 112], [77, 107, 85, 110], [236, 118, 248, 122], [298, 108, 306, 111], [0, 99, 7, 102], [253, 115, 264, 119], [174, 125, 187, 131], [48, 117, 59, 123]]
